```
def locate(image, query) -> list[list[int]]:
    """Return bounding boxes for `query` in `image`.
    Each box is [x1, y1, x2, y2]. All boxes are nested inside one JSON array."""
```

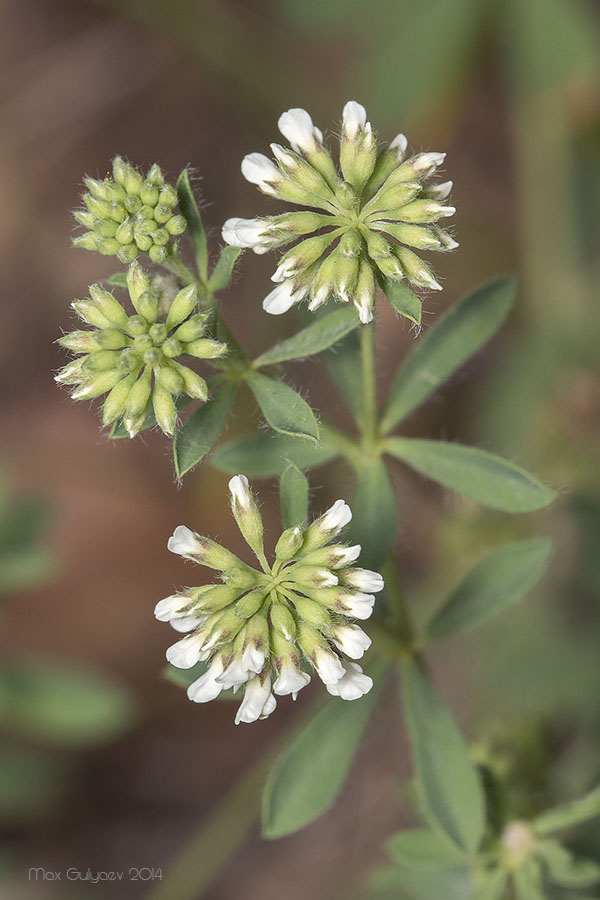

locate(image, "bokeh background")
[[1, 0, 599, 897]]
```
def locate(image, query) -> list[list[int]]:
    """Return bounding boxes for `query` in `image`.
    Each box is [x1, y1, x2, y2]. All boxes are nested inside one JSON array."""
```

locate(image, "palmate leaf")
[[211, 431, 339, 478], [261, 658, 388, 839], [386, 438, 556, 512], [380, 277, 515, 434], [402, 659, 485, 853], [176, 168, 208, 282], [347, 459, 398, 569], [279, 463, 309, 529], [173, 382, 237, 478], [246, 371, 320, 442], [427, 538, 553, 640], [386, 828, 467, 868], [253, 305, 360, 367]]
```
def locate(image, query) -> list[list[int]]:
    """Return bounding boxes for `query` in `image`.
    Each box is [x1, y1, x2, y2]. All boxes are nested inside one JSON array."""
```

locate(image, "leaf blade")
[[176, 168, 208, 282], [380, 277, 515, 433], [427, 538, 553, 640], [386, 438, 557, 512], [402, 659, 486, 853], [253, 305, 360, 368], [262, 658, 388, 838], [173, 382, 237, 478], [211, 432, 338, 478], [246, 371, 319, 443], [208, 246, 242, 293], [533, 783, 600, 835], [279, 463, 309, 528], [386, 828, 467, 868], [379, 277, 422, 326]]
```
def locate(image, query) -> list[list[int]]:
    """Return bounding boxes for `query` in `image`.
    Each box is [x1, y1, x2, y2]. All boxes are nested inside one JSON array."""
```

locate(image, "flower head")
[[223, 102, 456, 323], [73, 158, 187, 265], [159, 476, 383, 723], [56, 261, 228, 436]]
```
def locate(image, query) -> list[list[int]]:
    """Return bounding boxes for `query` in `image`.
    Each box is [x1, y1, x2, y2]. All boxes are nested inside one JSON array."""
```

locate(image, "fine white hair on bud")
[[241, 153, 281, 193], [342, 100, 368, 139], [167, 525, 200, 559], [341, 567, 385, 593], [331, 624, 372, 659], [262, 279, 308, 315], [228, 474, 252, 509], [278, 108, 321, 155], [326, 662, 373, 700]]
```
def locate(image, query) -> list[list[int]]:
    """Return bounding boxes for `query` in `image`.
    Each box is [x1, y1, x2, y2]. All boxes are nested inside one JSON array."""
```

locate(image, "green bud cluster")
[[161, 478, 383, 722], [225, 102, 457, 322], [56, 262, 227, 437], [73, 157, 186, 265]]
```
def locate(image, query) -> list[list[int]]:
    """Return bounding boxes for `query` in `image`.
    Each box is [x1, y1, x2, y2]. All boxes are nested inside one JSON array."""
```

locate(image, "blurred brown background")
[[1, 0, 599, 897]]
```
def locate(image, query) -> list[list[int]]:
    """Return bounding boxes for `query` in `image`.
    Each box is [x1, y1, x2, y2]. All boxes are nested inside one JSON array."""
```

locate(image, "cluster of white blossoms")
[[157, 475, 384, 724], [223, 101, 456, 323]]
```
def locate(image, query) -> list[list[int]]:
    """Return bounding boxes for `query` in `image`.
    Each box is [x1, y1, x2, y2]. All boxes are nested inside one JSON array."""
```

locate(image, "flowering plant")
[[56, 102, 600, 899]]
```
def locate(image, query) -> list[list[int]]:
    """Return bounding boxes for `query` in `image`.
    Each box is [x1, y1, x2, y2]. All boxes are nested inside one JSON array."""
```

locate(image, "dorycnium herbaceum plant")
[[56, 102, 600, 899]]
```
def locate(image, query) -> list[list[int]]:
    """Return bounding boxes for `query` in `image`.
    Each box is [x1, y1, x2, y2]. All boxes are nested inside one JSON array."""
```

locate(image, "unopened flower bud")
[[270, 603, 297, 640], [275, 526, 304, 561], [229, 475, 264, 557]]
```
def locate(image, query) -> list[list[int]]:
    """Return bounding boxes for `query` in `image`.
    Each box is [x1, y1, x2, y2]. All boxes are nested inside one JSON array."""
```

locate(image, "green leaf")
[[369, 863, 472, 900], [246, 371, 319, 442], [176, 168, 208, 282], [0, 744, 67, 823], [533, 782, 600, 835], [472, 869, 509, 900], [253, 306, 360, 368], [380, 277, 515, 433], [379, 277, 422, 326], [279, 463, 309, 529], [427, 538, 553, 640], [0, 498, 53, 593], [402, 658, 485, 853], [0, 661, 135, 746], [386, 828, 467, 868], [208, 246, 242, 293], [512, 862, 546, 900], [173, 382, 237, 478], [537, 839, 600, 888], [262, 658, 388, 838], [386, 439, 557, 512], [348, 459, 398, 569], [324, 329, 364, 427], [106, 272, 128, 288], [212, 432, 338, 478]]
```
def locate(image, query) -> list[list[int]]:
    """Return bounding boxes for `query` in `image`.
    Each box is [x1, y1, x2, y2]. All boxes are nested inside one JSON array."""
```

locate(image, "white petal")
[[221, 217, 244, 247], [327, 662, 373, 700], [330, 544, 361, 567], [355, 294, 374, 324], [217, 657, 251, 688], [342, 568, 384, 593], [313, 648, 345, 685], [241, 642, 266, 675], [332, 624, 372, 659], [167, 525, 200, 558], [262, 279, 306, 315], [166, 634, 205, 669], [187, 656, 226, 702], [260, 693, 277, 719], [234, 675, 274, 724], [320, 499, 352, 533], [273, 659, 311, 696], [241, 153, 280, 189], [340, 591, 376, 620], [412, 151, 446, 173], [228, 473, 251, 508], [169, 614, 205, 633], [342, 101, 367, 139], [278, 108, 319, 154], [389, 133, 408, 157], [154, 594, 190, 622]]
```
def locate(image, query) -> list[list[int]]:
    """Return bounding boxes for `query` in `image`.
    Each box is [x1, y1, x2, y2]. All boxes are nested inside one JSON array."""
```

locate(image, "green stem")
[[319, 420, 363, 471], [360, 322, 377, 450]]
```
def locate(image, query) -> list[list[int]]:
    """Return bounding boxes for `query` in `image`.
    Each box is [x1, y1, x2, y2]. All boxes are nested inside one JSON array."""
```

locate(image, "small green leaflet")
[[380, 276, 515, 433], [176, 168, 208, 282], [279, 463, 309, 528], [533, 782, 600, 835], [348, 459, 398, 570], [208, 246, 242, 293], [253, 305, 360, 368], [369, 863, 473, 900], [173, 382, 237, 478], [262, 658, 388, 839], [211, 431, 338, 478], [386, 438, 557, 512], [106, 272, 128, 288], [536, 840, 600, 888], [246, 371, 320, 442], [427, 538, 553, 640], [402, 658, 485, 853], [379, 276, 422, 326], [386, 828, 467, 868]]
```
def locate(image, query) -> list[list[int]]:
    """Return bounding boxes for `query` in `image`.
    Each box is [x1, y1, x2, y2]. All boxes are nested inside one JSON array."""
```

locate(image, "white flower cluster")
[[223, 101, 456, 323], [156, 476, 384, 724]]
